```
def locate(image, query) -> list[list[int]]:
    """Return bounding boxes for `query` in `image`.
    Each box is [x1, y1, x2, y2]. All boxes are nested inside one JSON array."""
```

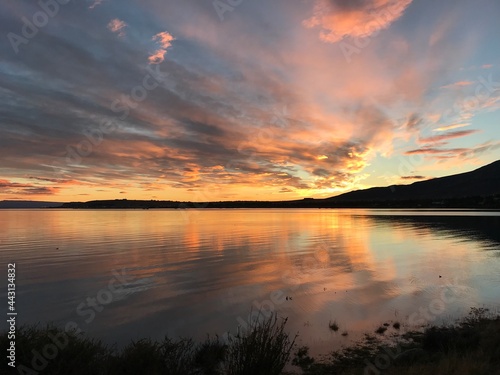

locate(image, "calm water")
[[1, 209, 499, 354]]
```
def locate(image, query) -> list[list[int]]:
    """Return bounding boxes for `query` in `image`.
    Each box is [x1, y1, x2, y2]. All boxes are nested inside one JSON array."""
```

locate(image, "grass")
[[293, 307, 500, 375], [3, 308, 499, 375], [1, 313, 295, 375], [223, 314, 297, 375]]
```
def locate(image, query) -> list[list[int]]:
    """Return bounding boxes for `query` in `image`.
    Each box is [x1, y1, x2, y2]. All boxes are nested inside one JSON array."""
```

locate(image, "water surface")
[[1, 209, 499, 354]]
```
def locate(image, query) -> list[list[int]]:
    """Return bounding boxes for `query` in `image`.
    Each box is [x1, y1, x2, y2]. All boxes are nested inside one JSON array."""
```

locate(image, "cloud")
[[440, 80, 474, 89], [405, 113, 423, 130], [434, 123, 470, 132], [304, 0, 413, 43], [482, 64, 493, 69], [400, 175, 430, 180], [404, 147, 469, 155], [107, 18, 127, 37], [459, 141, 500, 159], [148, 31, 175, 64], [404, 140, 500, 160], [0, 179, 59, 196], [89, 0, 105, 9], [0, 0, 498, 201], [418, 129, 479, 144]]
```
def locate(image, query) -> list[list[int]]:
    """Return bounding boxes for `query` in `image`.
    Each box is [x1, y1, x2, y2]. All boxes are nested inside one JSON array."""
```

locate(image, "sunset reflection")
[[1, 209, 499, 353]]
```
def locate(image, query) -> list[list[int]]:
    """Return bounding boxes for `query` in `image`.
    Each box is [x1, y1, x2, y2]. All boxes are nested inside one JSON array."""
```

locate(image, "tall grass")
[[1, 313, 295, 375], [224, 314, 297, 375], [4, 308, 498, 375]]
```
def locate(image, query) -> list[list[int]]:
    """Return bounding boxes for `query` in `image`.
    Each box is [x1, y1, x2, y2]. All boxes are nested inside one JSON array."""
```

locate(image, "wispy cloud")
[[0, 179, 60, 196], [440, 80, 474, 89], [434, 123, 470, 132], [89, 0, 105, 9], [400, 175, 431, 180], [405, 113, 423, 130], [404, 147, 469, 155], [418, 130, 479, 144]]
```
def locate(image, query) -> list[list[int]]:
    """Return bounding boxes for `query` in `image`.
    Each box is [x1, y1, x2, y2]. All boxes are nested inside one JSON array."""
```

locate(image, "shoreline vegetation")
[[3, 308, 499, 375], [58, 194, 500, 209]]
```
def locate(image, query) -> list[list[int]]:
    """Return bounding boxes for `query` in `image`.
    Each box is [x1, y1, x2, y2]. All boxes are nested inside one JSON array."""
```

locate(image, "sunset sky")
[[1, 0, 500, 202]]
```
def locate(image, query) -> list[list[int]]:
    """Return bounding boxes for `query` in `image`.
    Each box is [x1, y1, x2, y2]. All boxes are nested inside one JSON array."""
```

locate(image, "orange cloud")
[[304, 0, 413, 43], [405, 147, 469, 155], [434, 123, 470, 132], [148, 31, 175, 64], [418, 130, 479, 144], [440, 80, 474, 89], [0, 179, 60, 196]]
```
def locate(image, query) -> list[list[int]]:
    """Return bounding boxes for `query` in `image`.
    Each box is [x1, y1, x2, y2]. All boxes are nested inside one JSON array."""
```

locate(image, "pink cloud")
[[404, 147, 469, 155], [418, 129, 479, 144], [304, 0, 413, 43], [148, 31, 175, 64], [440, 80, 474, 89], [107, 18, 127, 37]]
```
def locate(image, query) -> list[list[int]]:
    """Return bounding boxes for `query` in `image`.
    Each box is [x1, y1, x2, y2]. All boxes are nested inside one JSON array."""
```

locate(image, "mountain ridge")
[[327, 160, 500, 202]]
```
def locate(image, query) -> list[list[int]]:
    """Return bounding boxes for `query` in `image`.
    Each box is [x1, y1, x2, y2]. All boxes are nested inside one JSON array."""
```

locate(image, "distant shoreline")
[[2, 198, 500, 210], [56, 196, 500, 210]]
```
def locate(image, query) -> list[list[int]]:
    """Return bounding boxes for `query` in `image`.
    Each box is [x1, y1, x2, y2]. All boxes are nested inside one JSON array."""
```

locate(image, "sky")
[[1, 0, 500, 202]]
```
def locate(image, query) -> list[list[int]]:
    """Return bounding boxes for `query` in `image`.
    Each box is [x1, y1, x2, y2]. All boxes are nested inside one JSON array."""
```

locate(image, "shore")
[[2, 307, 499, 375]]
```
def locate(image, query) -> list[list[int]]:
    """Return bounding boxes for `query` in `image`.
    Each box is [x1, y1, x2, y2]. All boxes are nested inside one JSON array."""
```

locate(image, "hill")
[[0, 200, 63, 208], [328, 160, 500, 203]]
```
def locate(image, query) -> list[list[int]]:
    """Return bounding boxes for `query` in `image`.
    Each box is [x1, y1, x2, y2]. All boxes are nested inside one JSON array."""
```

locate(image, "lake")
[[1, 209, 499, 355]]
